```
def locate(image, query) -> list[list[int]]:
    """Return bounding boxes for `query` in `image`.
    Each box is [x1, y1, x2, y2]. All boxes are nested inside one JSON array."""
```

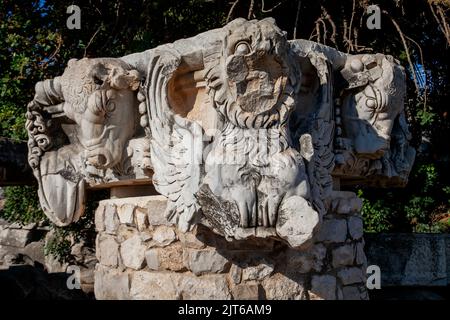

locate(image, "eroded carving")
[[26, 58, 143, 225], [27, 18, 415, 248]]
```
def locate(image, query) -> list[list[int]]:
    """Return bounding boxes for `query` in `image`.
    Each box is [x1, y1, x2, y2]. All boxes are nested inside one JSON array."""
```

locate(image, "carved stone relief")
[[26, 58, 146, 225], [27, 18, 415, 248]]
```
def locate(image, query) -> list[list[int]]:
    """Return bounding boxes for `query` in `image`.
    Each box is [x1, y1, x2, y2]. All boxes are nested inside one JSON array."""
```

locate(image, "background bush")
[[1, 185, 45, 225]]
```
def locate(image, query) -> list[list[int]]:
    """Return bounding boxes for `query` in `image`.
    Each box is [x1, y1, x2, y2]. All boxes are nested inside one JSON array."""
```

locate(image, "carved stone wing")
[[141, 49, 203, 232], [290, 40, 338, 216], [305, 51, 335, 216]]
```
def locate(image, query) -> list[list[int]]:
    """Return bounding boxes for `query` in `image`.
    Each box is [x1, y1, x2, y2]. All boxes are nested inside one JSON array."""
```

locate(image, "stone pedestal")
[[94, 192, 368, 300]]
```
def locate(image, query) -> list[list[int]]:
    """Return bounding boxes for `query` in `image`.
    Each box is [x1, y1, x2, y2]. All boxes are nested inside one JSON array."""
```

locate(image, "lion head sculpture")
[[135, 18, 324, 249]]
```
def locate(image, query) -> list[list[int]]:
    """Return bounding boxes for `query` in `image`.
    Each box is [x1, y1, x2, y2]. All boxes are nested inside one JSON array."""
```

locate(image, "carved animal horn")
[[109, 68, 141, 91], [33, 76, 64, 106], [91, 62, 141, 91]]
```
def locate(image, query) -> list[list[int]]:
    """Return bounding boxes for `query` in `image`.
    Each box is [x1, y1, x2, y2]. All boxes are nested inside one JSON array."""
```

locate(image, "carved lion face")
[[210, 18, 295, 129]]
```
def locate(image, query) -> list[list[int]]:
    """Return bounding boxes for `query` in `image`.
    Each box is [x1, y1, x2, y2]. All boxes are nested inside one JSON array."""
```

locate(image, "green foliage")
[[358, 161, 450, 233], [405, 196, 435, 228], [43, 190, 106, 263], [0, 1, 62, 140], [0, 186, 46, 225], [443, 186, 450, 205], [415, 163, 438, 192], [44, 227, 72, 263], [414, 222, 446, 233], [358, 190, 393, 233], [416, 109, 436, 127]]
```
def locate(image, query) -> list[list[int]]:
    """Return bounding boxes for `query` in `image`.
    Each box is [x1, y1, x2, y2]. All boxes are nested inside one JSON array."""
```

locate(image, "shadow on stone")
[[0, 264, 94, 300]]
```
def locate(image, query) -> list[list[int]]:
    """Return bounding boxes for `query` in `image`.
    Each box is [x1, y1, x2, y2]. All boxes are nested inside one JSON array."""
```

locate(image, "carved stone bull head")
[[27, 58, 140, 226]]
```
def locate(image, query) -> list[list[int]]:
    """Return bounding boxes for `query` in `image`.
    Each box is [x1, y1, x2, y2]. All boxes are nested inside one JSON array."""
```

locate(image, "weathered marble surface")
[[25, 18, 415, 300], [27, 18, 414, 250], [26, 58, 149, 226]]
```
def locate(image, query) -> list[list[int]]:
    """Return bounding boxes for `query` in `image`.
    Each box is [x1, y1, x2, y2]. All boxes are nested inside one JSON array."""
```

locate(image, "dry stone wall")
[[94, 194, 368, 300]]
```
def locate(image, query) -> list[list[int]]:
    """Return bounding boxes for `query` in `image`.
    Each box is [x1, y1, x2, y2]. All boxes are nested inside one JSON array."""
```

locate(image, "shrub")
[[0, 185, 46, 225]]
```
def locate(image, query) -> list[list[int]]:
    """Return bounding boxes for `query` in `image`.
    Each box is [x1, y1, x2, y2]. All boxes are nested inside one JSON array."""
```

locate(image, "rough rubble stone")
[[44, 253, 69, 273], [228, 264, 242, 284], [144, 249, 159, 270], [20, 223, 37, 230], [104, 204, 119, 235], [140, 230, 152, 242], [342, 285, 364, 300], [311, 275, 336, 300], [285, 249, 314, 273], [355, 241, 367, 265], [152, 226, 176, 247], [311, 243, 327, 272], [81, 267, 95, 285], [135, 209, 148, 232], [95, 265, 130, 300], [117, 204, 135, 225], [179, 274, 231, 300], [146, 243, 185, 271], [262, 273, 306, 300], [332, 194, 363, 214], [96, 233, 119, 267], [129, 271, 231, 300], [146, 197, 171, 226], [231, 283, 261, 300], [347, 216, 363, 240], [337, 267, 365, 285], [332, 244, 355, 268], [94, 204, 105, 232], [0, 245, 7, 261], [120, 234, 146, 270], [0, 228, 32, 247], [116, 225, 138, 243], [242, 260, 274, 281], [336, 286, 344, 300], [316, 219, 347, 243], [184, 248, 229, 275], [130, 271, 180, 299], [178, 229, 206, 249]]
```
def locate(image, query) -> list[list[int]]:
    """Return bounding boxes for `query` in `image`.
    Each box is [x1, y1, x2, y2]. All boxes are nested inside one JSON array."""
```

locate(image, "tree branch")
[[293, 0, 301, 39], [248, 0, 255, 20], [226, 0, 240, 23]]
